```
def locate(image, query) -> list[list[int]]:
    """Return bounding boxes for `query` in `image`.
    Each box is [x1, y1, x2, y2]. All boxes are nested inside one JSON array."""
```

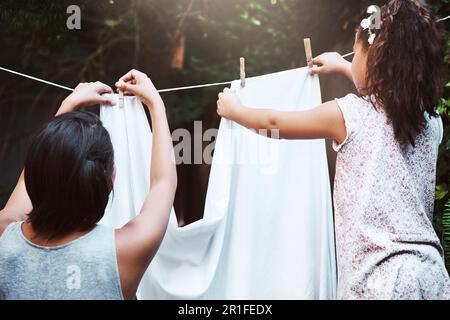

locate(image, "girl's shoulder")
[[335, 94, 376, 125], [335, 93, 373, 111], [333, 94, 373, 151], [333, 94, 443, 151]]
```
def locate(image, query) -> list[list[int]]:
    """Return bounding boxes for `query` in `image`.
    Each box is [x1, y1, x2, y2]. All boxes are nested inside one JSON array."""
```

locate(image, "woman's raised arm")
[[114, 70, 177, 299]]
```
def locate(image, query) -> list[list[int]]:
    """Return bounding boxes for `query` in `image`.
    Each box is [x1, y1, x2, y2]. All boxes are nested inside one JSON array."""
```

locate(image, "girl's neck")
[[21, 221, 93, 247]]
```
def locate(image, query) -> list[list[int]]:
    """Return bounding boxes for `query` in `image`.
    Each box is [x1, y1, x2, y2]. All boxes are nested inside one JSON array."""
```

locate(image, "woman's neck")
[[21, 221, 93, 247]]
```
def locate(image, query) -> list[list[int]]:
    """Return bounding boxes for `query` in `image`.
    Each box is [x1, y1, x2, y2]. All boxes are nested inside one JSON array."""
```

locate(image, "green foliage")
[[436, 84, 450, 208], [436, 88, 450, 272], [429, 0, 450, 272]]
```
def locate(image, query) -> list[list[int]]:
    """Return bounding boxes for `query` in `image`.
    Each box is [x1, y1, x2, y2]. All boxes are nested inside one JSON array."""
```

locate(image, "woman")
[[0, 69, 177, 300]]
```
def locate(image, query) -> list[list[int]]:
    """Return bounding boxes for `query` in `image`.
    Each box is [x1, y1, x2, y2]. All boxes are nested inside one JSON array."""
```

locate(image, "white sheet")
[[100, 67, 337, 300]]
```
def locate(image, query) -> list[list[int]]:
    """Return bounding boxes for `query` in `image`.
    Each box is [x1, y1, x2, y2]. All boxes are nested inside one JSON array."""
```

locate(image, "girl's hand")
[[308, 52, 350, 76], [115, 69, 164, 109], [217, 88, 242, 120], [57, 82, 114, 115]]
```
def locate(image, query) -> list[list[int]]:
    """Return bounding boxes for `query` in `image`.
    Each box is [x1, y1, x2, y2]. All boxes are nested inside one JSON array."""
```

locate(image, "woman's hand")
[[308, 52, 351, 77], [115, 69, 164, 109], [57, 82, 114, 115], [217, 88, 242, 120]]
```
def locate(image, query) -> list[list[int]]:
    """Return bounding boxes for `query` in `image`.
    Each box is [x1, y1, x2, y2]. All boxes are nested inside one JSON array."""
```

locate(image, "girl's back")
[[333, 94, 448, 299]]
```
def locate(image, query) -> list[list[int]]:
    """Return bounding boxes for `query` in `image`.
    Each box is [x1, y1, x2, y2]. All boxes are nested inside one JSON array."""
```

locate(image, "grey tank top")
[[0, 222, 124, 300]]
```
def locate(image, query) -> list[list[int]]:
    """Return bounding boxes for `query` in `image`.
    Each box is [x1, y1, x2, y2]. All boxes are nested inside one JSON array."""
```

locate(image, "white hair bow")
[[360, 5, 381, 45]]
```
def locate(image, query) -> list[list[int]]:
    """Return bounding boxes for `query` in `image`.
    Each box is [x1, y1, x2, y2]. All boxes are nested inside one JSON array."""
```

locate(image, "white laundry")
[[99, 67, 337, 300], [99, 95, 152, 228]]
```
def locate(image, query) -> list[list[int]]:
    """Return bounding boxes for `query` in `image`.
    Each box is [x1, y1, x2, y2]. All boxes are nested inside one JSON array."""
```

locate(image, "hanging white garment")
[[99, 67, 336, 300], [99, 95, 152, 228]]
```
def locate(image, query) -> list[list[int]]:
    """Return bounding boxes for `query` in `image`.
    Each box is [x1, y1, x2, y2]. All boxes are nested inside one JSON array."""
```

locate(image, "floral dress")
[[333, 94, 450, 300]]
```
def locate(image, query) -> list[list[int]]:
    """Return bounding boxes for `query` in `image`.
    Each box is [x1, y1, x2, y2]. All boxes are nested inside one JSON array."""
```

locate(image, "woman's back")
[[0, 74, 176, 300], [0, 222, 123, 300]]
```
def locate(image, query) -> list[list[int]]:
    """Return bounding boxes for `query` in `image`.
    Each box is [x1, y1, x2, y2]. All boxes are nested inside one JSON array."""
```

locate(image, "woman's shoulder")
[[0, 214, 19, 238]]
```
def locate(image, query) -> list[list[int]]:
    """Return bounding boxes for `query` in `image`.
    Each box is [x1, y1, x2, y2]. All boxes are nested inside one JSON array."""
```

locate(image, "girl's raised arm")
[[217, 88, 347, 143]]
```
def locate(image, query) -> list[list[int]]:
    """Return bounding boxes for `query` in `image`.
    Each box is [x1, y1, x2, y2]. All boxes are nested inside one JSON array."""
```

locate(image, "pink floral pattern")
[[333, 94, 450, 300]]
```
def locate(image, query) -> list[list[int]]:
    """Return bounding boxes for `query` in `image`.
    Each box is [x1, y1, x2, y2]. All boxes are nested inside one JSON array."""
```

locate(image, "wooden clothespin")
[[240, 57, 246, 88], [304, 38, 313, 68]]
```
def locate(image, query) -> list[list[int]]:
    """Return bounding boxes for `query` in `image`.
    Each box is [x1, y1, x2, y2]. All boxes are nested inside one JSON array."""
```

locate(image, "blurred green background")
[[0, 0, 448, 270]]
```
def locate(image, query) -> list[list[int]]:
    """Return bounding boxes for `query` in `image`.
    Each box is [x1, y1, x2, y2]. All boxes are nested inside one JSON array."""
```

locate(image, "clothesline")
[[0, 65, 232, 93], [0, 14, 448, 94], [0, 66, 234, 93], [0, 52, 351, 94], [0, 67, 75, 92]]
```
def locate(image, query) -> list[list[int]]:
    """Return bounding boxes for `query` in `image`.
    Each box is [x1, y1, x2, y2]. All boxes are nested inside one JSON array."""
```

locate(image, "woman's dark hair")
[[356, 0, 446, 146], [25, 111, 114, 239]]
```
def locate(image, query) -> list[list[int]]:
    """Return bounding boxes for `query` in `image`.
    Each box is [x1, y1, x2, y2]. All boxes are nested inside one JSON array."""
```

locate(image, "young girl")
[[217, 0, 449, 299], [0, 70, 176, 299]]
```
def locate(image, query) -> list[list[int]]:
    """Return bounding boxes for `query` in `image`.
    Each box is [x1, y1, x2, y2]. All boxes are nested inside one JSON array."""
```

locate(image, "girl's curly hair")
[[357, 0, 446, 146]]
